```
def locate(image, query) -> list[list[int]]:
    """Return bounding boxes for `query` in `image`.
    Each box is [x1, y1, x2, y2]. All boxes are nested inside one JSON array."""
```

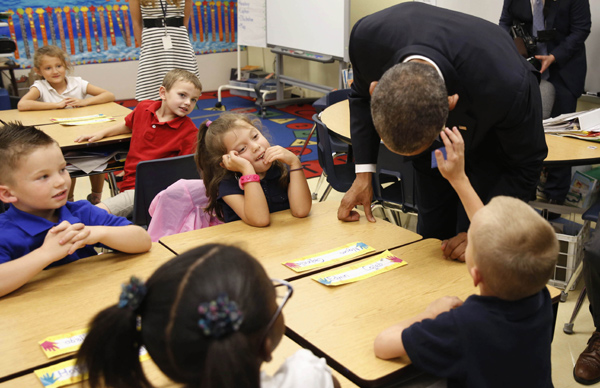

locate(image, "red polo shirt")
[[120, 100, 198, 191]]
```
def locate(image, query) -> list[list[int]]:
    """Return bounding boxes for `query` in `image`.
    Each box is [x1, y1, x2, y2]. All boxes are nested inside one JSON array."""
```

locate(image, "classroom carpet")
[[117, 90, 324, 178]]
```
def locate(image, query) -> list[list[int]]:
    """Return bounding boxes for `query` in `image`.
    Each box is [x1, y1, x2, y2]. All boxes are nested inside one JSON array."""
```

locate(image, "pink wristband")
[[239, 174, 260, 190]]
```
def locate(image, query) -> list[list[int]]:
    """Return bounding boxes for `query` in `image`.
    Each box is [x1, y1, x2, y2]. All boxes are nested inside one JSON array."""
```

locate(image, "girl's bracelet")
[[289, 167, 304, 172]]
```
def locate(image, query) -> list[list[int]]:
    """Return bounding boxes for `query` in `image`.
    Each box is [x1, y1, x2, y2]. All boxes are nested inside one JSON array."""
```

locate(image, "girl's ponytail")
[[76, 277, 150, 388]]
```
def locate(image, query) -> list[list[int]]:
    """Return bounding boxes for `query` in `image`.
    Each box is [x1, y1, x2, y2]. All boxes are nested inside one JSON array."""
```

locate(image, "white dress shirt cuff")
[[355, 164, 377, 174]]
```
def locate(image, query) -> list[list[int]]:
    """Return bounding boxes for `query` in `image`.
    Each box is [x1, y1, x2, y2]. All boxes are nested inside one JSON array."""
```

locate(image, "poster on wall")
[[0, 0, 240, 68]]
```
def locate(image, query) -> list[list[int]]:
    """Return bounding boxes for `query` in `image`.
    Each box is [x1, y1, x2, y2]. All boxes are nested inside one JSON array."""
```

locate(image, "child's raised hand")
[[263, 146, 300, 167], [74, 132, 104, 143], [222, 151, 254, 175], [425, 296, 463, 318], [435, 127, 466, 184]]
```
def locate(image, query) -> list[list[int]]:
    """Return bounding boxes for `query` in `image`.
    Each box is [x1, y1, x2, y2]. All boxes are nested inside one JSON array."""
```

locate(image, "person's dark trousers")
[[584, 227, 600, 330], [543, 73, 578, 202]]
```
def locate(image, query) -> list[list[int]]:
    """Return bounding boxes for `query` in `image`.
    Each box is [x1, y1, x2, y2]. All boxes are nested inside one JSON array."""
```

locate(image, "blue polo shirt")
[[0, 201, 132, 268], [217, 165, 290, 223]]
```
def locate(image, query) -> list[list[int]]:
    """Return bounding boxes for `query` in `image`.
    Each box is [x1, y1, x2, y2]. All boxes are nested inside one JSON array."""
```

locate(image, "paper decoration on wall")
[[0, 0, 240, 68]]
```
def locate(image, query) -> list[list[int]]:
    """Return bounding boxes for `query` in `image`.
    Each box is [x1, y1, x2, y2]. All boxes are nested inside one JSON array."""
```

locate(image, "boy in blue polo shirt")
[[374, 127, 559, 388], [0, 123, 151, 297]]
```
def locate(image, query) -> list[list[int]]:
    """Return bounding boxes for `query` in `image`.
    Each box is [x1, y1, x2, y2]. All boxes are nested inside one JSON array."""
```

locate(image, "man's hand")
[[337, 172, 375, 222], [534, 54, 556, 73], [441, 232, 468, 262]]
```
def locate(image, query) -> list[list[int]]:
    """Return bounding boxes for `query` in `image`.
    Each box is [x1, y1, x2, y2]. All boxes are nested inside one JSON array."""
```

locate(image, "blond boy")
[[74, 69, 203, 217], [0, 123, 151, 297], [374, 127, 558, 388]]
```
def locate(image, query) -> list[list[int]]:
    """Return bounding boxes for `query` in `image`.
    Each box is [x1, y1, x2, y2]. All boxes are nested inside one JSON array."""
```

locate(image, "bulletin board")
[[0, 0, 241, 68]]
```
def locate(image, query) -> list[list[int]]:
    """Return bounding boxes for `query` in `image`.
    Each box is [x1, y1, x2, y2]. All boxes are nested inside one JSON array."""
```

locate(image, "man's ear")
[[448, 94, 459, 111], [0, 185, 17, 204], [369, 81, 379, 96]]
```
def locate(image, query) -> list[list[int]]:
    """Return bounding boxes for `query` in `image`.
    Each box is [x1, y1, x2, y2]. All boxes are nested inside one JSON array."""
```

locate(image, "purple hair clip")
[[206, 120, 212, 127], [118, 276, 147, 311], [198, 293, 244, 338]]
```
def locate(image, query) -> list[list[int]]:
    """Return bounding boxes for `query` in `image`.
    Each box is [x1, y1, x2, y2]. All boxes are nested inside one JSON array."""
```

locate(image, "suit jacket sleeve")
[[499, 0, 514, 33], [550, 0, 591, 67]]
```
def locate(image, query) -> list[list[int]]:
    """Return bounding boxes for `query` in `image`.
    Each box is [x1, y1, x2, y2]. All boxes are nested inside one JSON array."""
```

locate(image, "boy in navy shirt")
[[374, 127, 558, 388], [0, 123, 151, 297]]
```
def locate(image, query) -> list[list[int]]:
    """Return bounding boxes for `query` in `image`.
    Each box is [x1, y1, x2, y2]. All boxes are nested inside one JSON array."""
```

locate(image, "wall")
[[12, 51, 245, 100]]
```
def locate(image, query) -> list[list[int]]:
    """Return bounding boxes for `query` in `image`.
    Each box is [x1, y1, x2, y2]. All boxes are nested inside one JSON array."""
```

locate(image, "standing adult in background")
[[500, 0, 591, 205], [130, 0, 201, 101], [337, 2, 548, 261]]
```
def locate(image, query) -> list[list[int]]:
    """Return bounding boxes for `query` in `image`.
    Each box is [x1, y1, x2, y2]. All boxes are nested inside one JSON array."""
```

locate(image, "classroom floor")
[[73, 176, 596, 387]]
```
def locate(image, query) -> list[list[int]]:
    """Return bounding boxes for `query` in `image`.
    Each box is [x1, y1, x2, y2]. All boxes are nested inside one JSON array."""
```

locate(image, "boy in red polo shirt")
[[75, 69, 202, 217]]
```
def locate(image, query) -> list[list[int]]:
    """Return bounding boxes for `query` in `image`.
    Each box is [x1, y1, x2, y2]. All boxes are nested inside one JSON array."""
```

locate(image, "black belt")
[[143, 17, 183, 28]]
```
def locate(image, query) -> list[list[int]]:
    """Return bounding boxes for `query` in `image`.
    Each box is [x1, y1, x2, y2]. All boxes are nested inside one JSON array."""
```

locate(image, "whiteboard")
[[425, 0, 600, 93], [237, 0, 267, 48], [265, 0, 350, 61]]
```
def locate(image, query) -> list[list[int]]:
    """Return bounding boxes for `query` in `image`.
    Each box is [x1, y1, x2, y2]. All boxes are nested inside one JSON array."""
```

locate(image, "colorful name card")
[[312, 250, 408, 286], [282, 242, 375, 273], [34, 349, 150, 388], [38, 329, 88, 358], [50, 114, 115, 126]]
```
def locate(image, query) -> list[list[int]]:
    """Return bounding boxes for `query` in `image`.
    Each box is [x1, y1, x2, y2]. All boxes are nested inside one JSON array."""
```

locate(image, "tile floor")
[[73, 175, 597, 387]]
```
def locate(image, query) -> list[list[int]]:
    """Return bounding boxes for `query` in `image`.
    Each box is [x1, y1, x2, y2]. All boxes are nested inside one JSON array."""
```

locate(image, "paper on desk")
[[38, 328, 88, 358], [50, 113, 115, 126], [64, 151, 118, 174], [34, 348, 150, 388], [312, 250, 407, 286], [282, 242, 375, 273]]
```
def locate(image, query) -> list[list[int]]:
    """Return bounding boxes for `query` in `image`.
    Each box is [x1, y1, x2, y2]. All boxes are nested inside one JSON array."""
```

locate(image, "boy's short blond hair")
[[469, 196, 558, 301], [0, 122, 57, 185], [162, 69, 202, 93]]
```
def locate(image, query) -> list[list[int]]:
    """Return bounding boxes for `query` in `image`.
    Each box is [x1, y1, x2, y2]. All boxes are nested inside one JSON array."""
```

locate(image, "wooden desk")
[[0, 243, 175, 382], [0, 102, 131, 128], [159, 201, 422, 281], [283, 239, 561, 387], [321, 100, 600, 166], [42, 119, 131, 151]]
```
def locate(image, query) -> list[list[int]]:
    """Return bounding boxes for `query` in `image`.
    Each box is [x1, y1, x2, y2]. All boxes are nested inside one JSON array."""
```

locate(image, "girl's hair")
[[140, 0, 182, 8], [33, 45, 72, 73], [195, 113, 289, 221], [76, 244, 275, 388]]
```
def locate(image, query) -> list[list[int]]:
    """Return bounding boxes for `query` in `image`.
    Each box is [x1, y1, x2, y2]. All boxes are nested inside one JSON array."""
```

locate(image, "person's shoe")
[[574, 331, 600, 385]]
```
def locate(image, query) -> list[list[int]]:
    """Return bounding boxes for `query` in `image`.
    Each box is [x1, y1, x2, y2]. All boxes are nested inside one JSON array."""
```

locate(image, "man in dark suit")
[[337, 2, 548, 261], [500, 0, 591, 206]]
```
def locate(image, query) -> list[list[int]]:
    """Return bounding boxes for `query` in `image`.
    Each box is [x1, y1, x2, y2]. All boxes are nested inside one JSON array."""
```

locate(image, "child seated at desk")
[[0, 123, 151, 298], [76, 243, 339, 388], [18, 45, 116, 206], [374, 127, 559, 388], [74, 68, 202, 217], [196, 113, 311, 226]]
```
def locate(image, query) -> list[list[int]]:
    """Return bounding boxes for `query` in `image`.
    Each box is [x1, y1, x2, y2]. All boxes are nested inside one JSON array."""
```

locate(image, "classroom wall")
[[12, 51, 245, 100]]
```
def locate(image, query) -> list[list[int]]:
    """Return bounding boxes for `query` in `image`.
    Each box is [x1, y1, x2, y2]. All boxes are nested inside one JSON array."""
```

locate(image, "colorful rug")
[[117, 90, 323, 178]]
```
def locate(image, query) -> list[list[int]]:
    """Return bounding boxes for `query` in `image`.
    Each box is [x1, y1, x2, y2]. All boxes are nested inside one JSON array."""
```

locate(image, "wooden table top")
[[0, 102, 131, 127], [0, 337, 357, 388], [42, 118, 131, 151], [159, 200, 422, 281], [0, 243, 175, 381], [282, 239, 561, 387], [321, 99, 600, 167]]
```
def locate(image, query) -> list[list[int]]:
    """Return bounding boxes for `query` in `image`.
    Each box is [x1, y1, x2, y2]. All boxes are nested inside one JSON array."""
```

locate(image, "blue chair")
[[313, 113, 355, 201], [371, 143, 418, 227], [133, 154, 201, 227]]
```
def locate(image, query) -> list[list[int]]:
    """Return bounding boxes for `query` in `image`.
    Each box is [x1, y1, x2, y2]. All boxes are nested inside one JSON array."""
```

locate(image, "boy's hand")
[[74, 132, 105, 143], [435, 127, 467, 184], [41, 221, 88, 260], [263, 146, 300, 168], [222, 151, 255, 175], [425, 296, 463, 318]]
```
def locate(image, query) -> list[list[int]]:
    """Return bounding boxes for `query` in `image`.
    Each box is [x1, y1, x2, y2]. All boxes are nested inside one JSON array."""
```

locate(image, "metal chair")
[[371, 143, 418, 227], [313, 113, 355, 201], [132, 154, 201, 227]]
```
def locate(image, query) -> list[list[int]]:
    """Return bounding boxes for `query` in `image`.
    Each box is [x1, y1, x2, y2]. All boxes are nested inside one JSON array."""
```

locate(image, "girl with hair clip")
[[195, 113, 312, 226], [76, 244, 339, 388]]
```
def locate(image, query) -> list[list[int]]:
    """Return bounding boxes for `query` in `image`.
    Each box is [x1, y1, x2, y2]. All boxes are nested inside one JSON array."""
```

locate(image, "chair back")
[[373, 143, 417, 213], [133, 154, 200, 227], [313, 113, 355, 194]]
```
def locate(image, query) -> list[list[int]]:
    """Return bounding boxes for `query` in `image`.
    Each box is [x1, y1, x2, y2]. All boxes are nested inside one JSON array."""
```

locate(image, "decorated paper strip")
[[283, 242, 374, 273], [312, 250, 408, 286], [36, 8, 48, 47], [34, 348, 150, 387], [55, 8, 67, 53], [38, 329, 88, 358], [46, 7, 57, 47], [6, 10, 20, 59], [57, 117, 116, 126], [50, 114, 109, 123]]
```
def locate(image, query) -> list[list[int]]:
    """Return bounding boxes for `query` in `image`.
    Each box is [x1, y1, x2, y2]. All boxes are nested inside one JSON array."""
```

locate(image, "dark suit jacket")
[[349, 2, 547, 202], [499, 0, 591, 99]]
